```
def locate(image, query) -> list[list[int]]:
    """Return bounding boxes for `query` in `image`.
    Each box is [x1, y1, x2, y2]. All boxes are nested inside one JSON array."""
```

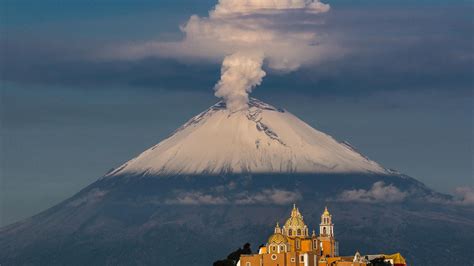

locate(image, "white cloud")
[[108, 0, 337, 111], [424, 186, 474, 206], [118, 4, 337, 71], [165, 192, 228, 205], [453, 186, 474, 206], [211, 0, 330, 17], [164, 188, 301, 205], [211, 181, 238, 193], [337, 181, 408, 203], [235, 189, 302, 205]]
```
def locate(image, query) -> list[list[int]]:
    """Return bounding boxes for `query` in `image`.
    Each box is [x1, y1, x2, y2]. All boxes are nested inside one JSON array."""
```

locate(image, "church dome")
[[323, 206, 330, 216], [268, 233, 288, 244], [282, 204, 309, 237], [284, 216, 305, 228], [284, 204, 307, 228]]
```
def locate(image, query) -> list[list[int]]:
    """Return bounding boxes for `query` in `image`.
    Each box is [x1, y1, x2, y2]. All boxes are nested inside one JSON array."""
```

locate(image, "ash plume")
[[214, 52, 266, 111], [112, 0, 334, 111]]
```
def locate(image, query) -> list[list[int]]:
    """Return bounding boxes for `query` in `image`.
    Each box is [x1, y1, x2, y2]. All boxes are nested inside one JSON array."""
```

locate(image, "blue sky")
[[1, 0, 473, 226]]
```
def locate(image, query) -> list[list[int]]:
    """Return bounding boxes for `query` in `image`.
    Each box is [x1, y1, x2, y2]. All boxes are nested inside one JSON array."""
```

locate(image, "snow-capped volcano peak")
[[108, 98, 387, 176]]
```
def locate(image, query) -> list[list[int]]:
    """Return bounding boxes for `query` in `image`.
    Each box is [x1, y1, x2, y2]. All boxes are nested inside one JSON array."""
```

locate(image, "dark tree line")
[[369, 257, 393, 266], [213, 243, 252, 266]]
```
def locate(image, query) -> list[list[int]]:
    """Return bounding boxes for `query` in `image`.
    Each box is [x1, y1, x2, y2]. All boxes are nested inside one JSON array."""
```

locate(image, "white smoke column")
[[111, 0, 333, 111], [214, 52, 266, 112]]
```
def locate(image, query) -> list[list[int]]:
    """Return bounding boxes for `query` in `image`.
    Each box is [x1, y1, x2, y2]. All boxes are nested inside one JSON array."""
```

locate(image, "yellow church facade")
[[237, 205, 406, 266]]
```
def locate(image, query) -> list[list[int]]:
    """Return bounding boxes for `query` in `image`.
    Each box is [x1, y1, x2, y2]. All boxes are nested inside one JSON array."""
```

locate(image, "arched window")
[[246, 262, 251, 266], [297, 229, 301, 236], [313, 239, 317, 249], [280, 244, 285, 252], [323, 227, 327, 235], [296, 239, 300, 249], [288, 229, 293, 236]]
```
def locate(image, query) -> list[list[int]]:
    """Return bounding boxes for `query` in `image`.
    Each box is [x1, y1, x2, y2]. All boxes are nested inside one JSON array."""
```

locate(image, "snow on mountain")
[[108, 99, 387, 176]]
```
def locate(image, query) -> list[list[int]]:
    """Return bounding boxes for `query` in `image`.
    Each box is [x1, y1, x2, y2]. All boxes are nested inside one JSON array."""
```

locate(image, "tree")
[[213, 243, 252, 266]]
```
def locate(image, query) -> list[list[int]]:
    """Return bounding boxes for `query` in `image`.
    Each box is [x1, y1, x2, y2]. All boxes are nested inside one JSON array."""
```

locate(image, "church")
[[237, 205, 406, 266]]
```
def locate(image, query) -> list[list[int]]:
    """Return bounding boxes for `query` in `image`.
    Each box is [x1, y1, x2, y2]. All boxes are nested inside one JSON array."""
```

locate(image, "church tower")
[[238, 204, 406, 266], [319, 206, 334, 237], [319, 206, 338, 257], [274, 222, 281, 234]]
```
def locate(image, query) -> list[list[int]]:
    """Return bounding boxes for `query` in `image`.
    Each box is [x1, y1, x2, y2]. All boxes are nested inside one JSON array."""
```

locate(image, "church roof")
[[268, 233, 288, 244], [283, 204, 306, 228], [284, 216, 306, 228], [384, 253, 406, 264]]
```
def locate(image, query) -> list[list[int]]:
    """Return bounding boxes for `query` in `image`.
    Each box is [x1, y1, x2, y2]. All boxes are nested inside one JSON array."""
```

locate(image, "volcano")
[[1, 99, 473, 266], [109, 99, 385, 176]]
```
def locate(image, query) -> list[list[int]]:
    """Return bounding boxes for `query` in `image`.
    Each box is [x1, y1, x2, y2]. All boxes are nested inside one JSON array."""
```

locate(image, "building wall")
[[319, 257, 368, 266], [241, 251, 320, 266], [238, 206, 404, 266], [319, 237, 334, 257], [262, 252, 287, 266], [334, 262, 367, 266], [240, 254, 261, 266], [301, 239, 312, 252]]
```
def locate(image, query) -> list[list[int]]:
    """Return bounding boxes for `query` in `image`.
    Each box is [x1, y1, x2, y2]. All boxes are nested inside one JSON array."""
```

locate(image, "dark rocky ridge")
[[1, 173, 473, 265]]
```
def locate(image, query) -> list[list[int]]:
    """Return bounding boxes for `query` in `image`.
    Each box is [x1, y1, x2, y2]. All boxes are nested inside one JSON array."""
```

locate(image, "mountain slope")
[[1, 173, 473, 266], [1, 98, 472, 266], [108, 99, 386, 176]]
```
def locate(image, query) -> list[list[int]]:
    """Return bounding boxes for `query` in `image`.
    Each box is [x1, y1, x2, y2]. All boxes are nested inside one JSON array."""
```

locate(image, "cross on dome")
[[323, 206, 330, 216], [283, 204, 308, 237]]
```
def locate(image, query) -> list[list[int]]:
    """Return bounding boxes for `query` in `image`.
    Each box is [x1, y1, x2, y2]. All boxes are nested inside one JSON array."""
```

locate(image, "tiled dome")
[[268, 233, 288, 244]]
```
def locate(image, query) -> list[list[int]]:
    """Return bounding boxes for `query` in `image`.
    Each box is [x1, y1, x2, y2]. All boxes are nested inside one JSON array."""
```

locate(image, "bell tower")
[[319, 206, 334, 237], [318, 206, 337, 257]]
